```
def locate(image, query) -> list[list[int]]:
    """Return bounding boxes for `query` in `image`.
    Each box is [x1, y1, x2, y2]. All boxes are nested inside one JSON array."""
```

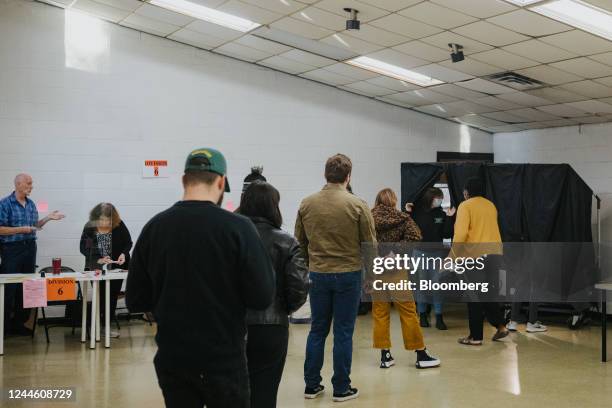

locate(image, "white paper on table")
[[23, 279, 47, 308]]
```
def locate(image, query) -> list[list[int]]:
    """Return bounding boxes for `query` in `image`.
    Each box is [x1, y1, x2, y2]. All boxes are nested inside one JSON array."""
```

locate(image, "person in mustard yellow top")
[[454, 178, 509, 346]]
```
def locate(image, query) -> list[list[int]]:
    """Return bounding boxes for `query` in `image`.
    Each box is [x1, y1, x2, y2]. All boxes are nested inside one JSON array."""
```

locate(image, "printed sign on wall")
[[143, 160, 169, 178]]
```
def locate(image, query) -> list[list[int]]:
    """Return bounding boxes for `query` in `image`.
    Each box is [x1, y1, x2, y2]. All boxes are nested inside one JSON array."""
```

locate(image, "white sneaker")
[[526, 321, 547, 333], [506, 320, 518, 331]]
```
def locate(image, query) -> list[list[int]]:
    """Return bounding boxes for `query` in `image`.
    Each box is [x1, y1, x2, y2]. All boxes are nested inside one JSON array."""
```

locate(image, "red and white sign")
[[143, 160, 168, 178]]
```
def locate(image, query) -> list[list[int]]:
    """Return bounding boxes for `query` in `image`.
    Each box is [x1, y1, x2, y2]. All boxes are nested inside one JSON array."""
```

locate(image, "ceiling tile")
[[488, 124, 530, 132], [413, 104, 454, 118], [383, 92, 433, 106], [398, 2, 478, 29], [402, 89, 458, 103], [497, 91, 553, 107], [358, 0, 421, 12], [566, 100, 612, 114], [393, 41, 449, 63], [594, 76, 612, 87], [292, 7, 346, 30], [324, 63, 379, 80], [258, 55, 316, 74], [486, 9, 572, 37], [550, 58, 612, 79], [270, 17, 333, 39], [214, 42, 272, 62], [299, 69, 355, 85], [168, 29, 225, 49], [452, 21, 529, 47], [366, 48, 429, 69], [279, 49, 336, 67], [134, 4, 195, 26], [470, 49, 539, 70], [516, 65, 583, 85], [505, 107, 560, 121], [536, 104, 587, 118], [525, 118, 578, 128], [585, 0, 612, 12], [589, 52, 612, 66], [455, 78, 516, 94], [320, 33, 383, 54], [314, 0, 389, 22], [72, 0, 131, 22], [241, 0, 306, 14], [369, 14, 443, 39], [120, 13, 180, 37], [559, 80, 612, 98], [540, 30, 612, 56], [340, 81, 396, 96], [344, 25, 409, 47], [429, 83, 488, 100], [574, 116, 612, 124], [234, 35, 291, 54], [439, 59, 503, 76], [420, 32, 493, 54], [217, 1, 283, 25], [502, 39, 577, 64], [365, 76, 422, 91], [524, 87, 587, 103], [430, 0, 517, 18], [481, 111, 526, 123], [472, 96, 522, 110], [376, 96, 415, 108], [411, 64, 474, 82], [186, 20, 243, 40], [443, 100, 496, 114], [94, 0, 142, 12], [455, 114, 506, 128]]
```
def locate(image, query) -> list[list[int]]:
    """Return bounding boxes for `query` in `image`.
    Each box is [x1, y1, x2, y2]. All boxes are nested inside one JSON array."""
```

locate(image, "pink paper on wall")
[[36, 201, 48, 213], [23, 279, 47, 308]]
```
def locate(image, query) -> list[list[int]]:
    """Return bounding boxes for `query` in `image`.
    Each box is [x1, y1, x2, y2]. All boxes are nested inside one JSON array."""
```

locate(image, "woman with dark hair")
[[411, 187, 455, 330], [239, 182, 309, 408], [79, 203, 132, 338], [371, 188, 440, 370]]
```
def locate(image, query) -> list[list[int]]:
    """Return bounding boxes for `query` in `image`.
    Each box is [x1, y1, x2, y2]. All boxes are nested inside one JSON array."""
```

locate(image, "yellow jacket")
[[451, 196, 502, 257]]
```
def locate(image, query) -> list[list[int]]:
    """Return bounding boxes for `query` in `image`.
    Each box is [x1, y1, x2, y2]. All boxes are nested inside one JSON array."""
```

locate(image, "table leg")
[[0, 284, 4, 356], [90, 281, 97, 350], [81, 282, 88, 343], [105, 280, 110, 348], [96, 283, 100, 342], [602, 292, 607, 363]]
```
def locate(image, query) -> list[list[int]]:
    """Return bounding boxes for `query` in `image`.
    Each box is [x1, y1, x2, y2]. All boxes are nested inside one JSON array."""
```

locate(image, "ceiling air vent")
[[484, 71, 545, 91]]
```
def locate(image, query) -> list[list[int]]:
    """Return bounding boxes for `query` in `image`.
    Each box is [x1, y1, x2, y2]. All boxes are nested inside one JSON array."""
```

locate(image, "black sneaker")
[[435, 314, 447, 330], [332, 387, 359, 402], [304, 385, 324, 399], [415, 349, 440, 369], [419, 312, 430, 328], [380, 349, 395, 368]]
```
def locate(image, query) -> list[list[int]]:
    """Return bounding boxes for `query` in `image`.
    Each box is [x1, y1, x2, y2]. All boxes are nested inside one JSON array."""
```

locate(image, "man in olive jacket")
[[295, 154, 376, 403]]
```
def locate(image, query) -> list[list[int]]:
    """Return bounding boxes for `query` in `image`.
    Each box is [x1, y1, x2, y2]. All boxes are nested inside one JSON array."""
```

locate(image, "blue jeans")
[[414, 250, 443, 315], [304, 271, 361, 393]]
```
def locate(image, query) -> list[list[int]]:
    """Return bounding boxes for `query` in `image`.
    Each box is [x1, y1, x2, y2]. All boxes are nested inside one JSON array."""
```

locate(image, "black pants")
[[154, 356, 250, 408], [467, 302, 504, 341], [247, 325, 289, 408], [0, 240, 37, 331]]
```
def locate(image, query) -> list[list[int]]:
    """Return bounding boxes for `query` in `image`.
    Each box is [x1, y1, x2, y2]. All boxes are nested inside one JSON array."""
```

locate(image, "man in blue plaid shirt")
[[0, 174, 64, 335]]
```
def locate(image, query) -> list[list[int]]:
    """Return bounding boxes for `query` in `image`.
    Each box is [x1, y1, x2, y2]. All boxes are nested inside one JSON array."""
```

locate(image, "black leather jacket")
[[246, 217, 309, 326]]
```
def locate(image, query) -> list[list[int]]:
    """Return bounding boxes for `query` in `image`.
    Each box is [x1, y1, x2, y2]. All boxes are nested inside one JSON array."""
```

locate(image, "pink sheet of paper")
[[23, 279, 48, 308]]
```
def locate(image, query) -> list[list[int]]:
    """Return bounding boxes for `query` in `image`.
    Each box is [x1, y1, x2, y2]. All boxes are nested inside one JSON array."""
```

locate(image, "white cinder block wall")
[[0, 0, 492, 271]]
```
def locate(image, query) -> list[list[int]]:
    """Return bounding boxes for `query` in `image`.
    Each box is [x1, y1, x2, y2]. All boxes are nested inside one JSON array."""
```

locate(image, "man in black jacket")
[[126, 148, 275, 408]]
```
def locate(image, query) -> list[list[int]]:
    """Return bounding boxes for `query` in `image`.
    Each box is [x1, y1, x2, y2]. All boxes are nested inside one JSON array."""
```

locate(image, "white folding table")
[[595, 280, 611, 363], [0, 270, 128, 355]]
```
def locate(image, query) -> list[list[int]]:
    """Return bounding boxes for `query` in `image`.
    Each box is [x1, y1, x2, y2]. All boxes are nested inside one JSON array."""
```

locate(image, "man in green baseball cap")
[[128, 147, 275, 408], [184, 147, 230, 193]]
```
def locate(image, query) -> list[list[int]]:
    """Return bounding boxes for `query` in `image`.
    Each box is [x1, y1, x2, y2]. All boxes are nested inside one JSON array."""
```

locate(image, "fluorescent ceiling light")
[[530, 0, 612, 41], [149, 0, 261, 32], [505, 0, 543, 5], [346, 56, 444, 87]]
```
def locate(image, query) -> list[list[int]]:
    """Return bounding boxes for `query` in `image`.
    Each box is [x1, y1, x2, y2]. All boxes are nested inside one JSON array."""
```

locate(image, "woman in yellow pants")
[[371, 188, 440, 369]]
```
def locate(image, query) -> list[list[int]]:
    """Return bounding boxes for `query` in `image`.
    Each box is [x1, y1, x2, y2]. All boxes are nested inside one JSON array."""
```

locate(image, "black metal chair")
[[36, 266, 81, 343]]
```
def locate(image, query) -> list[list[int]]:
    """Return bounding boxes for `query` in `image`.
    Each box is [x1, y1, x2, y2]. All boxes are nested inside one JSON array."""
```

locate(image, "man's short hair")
[[464, 177, 485, 197], [325, 154, 352, 183]]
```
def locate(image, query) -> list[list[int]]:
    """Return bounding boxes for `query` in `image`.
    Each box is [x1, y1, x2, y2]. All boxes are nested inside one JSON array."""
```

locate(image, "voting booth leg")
[[90, 281, 97, 350], [602, 292, 607, 363], [105, 280, 110, 348], [81, 282, 88, 343], [0, 284, 4, 356], [95, 283, 100, 343]]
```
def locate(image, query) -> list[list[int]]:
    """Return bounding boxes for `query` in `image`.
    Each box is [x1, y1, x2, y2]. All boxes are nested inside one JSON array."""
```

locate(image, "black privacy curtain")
[[400, 162, 597, 300]]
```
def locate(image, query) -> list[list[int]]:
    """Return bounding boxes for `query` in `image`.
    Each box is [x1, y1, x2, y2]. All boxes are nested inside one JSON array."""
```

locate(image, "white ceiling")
[[39, 0, 612, 133]]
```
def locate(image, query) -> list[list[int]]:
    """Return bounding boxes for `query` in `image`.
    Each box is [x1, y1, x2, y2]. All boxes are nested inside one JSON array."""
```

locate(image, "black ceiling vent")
[[484, 71, 545, 91]]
